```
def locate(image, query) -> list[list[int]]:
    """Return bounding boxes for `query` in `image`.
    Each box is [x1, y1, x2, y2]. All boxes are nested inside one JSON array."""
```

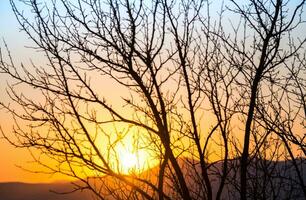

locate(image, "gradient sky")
[[0, 0, 305, 184], [0, 0, 70, 183], [0, 0, 145, 183], [0, 0, 30, 183]]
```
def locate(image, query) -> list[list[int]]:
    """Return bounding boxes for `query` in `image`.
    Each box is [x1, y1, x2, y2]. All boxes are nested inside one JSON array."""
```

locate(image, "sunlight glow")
[[119, 151, 138, 173], [115, 141, 151, 175]]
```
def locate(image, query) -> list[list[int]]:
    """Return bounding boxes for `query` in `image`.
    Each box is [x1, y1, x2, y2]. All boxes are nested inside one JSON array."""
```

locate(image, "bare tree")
[[0, 0, 305, 199]]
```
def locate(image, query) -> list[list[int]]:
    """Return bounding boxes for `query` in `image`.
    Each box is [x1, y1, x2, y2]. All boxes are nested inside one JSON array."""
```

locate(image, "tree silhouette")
[[0, 0, 305, 199]]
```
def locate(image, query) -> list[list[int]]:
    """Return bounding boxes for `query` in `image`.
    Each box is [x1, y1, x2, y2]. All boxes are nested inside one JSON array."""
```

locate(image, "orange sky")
[[1, 0, 305, 184]]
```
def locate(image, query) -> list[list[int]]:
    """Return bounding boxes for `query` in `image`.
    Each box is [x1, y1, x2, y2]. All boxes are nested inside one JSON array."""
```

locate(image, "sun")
[[119, 151, 138, 173], [112, 134, 157, 174], [115, 144, 150, 174]]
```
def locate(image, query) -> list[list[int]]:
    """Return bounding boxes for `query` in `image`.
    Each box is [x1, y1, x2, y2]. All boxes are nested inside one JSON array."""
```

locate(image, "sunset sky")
[[0, 0, 305, 186], [0, 0, 39, 183], [0, 0, 153, 183], [0, 0, 79, 183]]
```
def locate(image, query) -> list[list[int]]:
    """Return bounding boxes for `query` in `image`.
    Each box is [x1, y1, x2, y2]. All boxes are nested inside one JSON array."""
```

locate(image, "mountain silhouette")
[[0, 182, 92, 200], [0, 158, 305, 199]]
